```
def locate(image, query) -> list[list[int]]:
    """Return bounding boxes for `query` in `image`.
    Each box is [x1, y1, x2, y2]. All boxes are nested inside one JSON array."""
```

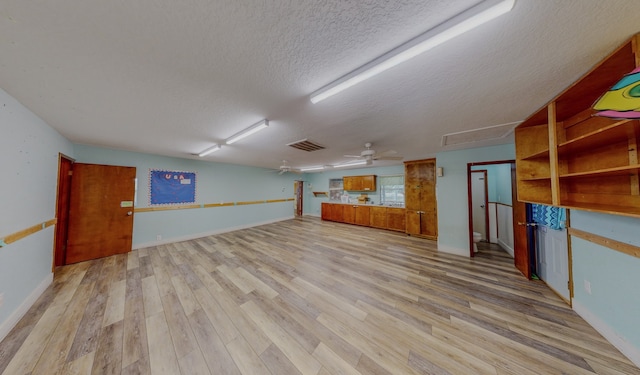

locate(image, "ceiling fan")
[[344, 142, 403, 165], [273, 160, 300, 175]]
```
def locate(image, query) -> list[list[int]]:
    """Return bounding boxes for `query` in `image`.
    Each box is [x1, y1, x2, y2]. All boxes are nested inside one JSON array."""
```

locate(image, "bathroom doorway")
[[467, 160, 517, 260]]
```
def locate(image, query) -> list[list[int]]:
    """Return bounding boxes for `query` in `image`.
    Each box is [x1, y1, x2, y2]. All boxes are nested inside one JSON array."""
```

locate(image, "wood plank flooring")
[[1, 217, 637, 374]]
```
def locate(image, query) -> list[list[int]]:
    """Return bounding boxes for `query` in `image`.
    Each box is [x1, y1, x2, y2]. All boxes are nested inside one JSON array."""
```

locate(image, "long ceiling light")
[[310, 0, 515, 104], [334, 160, 367, 168], [198, 144, 221, 157], [300, 166, 325, 172], [225, 119, 269, 144]]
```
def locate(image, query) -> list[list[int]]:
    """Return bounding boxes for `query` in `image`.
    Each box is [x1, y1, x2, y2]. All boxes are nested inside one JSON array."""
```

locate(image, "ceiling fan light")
[[226, 119, 269, 145], [198, 144, 221, 157], [310, 0, 515, 104]]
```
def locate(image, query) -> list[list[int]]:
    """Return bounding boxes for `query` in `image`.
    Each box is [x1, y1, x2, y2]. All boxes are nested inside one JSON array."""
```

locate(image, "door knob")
[[127, 211, 133, 216], [480, 204, 485, 208]]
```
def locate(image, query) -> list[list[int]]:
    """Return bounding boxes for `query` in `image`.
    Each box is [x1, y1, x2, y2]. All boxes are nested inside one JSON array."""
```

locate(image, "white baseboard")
[[0, 273, 53, 342], [573, 300, 640, 368], [437, 243, 468, 257], [303, 213, 321, 218], [497, 238, 514, 257], [133, 215, 295, 249]]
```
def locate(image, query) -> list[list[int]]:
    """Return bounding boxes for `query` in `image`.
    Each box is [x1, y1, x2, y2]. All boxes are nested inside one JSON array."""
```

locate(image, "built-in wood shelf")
[[515, 33, 640, 218]]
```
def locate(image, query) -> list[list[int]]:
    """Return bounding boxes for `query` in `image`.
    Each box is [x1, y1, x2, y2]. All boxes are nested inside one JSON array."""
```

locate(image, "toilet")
[[472, 232, 482, 253]]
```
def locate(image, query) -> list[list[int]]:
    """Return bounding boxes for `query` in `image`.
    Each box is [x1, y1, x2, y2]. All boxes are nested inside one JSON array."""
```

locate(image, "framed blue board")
[[149, 170, 197, 205]]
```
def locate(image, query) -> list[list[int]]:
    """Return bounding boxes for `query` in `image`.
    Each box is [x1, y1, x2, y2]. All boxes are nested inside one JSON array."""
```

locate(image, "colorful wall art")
[[593, 66, 640, 118]]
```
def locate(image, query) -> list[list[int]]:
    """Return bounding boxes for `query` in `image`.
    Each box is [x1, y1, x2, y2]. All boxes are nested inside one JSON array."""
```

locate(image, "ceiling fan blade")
[[278, 170, 285, 175], [343, 154, 362, 158]]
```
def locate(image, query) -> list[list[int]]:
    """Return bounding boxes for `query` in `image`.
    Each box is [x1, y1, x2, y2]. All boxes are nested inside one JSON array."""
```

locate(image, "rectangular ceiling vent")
[[287, 139, 326, 152], [441, 121, 520, 146]]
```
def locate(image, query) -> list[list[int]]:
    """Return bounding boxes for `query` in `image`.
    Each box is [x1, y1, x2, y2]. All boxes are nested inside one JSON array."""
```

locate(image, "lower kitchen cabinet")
[[369, 206, 387, 229], [386, 208, 406, 232], [322, 203, 404, 232]]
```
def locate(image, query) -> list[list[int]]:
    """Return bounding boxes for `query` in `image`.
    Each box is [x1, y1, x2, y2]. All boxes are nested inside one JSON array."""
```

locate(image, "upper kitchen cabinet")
[[343, 175, 376, 191], [405, 159, 438, 239], [515, 34, 640, 217]]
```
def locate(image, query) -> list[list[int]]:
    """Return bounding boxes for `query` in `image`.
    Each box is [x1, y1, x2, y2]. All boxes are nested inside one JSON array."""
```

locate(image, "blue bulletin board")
[[149, 170, 197, 205]]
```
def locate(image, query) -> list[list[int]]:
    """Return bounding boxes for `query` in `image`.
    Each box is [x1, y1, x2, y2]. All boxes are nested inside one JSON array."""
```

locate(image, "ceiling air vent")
[[287, 139, 326, 152], [441, 121, 520, 146]]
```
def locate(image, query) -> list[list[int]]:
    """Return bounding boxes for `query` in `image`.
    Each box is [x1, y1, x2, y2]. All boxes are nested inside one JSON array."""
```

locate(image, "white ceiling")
[[1, 0, 639, 171]]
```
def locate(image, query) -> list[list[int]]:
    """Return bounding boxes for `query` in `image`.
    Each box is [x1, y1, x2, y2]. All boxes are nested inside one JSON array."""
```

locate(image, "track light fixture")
[[225, 119, 269, 144], [198, 144, 221, 157], [310, 0, 515, 104]]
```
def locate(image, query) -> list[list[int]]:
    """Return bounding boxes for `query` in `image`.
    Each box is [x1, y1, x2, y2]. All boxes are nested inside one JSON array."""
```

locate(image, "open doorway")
[[294, 180, 303, 217], [470, 170, 489, 246], [467, 160, 516, 260]]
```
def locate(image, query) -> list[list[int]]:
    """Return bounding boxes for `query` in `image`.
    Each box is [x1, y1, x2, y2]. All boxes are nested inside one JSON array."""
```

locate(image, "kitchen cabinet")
[[405, 159, 438, 239], [355, 205, 370, 226], [343, 175, 376, 191], [369, 206, 387, 229], [342, 204, 370, 226], [515, 33, 640, 218], [343, 205, 356, 224], [386, 208, 406, 232], [321, 202, 344, 222], [321, 203, 404, 232]]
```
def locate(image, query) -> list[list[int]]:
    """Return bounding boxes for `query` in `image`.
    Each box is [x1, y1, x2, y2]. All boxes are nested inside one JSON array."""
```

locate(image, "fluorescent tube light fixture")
[[198, 144, 221, 157], [300, 166, 325, 172], [225, 119, 269, 145], [334, 160, 367, 168], [310, 0, 515, 104]]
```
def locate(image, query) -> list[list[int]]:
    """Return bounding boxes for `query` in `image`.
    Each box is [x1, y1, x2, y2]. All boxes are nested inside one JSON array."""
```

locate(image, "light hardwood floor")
[[1, 217, 637, 374]]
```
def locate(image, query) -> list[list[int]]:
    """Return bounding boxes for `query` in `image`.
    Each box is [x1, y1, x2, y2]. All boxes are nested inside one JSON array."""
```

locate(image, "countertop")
[[324, 201, 405, 208]]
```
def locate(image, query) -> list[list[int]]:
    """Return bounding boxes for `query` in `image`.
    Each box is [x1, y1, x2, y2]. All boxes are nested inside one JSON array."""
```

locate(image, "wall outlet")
[[584, 280, 592, 295], [156, 235, 162, 241]]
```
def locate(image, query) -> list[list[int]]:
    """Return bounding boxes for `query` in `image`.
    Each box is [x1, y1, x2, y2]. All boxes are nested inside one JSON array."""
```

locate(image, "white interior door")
[[537, 225, 570, 301], [471, 171, 487, 240]]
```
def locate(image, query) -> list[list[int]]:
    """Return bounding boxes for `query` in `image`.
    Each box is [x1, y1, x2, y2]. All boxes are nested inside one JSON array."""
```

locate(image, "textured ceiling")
[[1, 0, 640, 171]]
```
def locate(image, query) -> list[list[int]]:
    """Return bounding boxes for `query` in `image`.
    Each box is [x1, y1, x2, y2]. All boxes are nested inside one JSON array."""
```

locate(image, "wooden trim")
[[569, 227, 640, 259], [491, 202, 513, 208], [548, 103, 560, 206], [134, 198, 294, 213], [1, 219, 57, 248]]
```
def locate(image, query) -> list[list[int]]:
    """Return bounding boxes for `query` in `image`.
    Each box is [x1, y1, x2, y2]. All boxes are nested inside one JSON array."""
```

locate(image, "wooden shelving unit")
[[515, 34, 640, 218]]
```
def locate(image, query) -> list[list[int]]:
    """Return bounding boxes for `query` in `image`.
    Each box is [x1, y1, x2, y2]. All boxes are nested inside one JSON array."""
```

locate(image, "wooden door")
[[294, 181, 303, 217], [66, 163, 136, 264], [404, 163, 421, 211], [419, 160, 437, 239], [512, 164, 531, 279], [54, 154, 74, 267]]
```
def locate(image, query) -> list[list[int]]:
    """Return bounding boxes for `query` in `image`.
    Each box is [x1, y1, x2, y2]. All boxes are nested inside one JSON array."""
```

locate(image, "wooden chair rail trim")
[[568, 227, 640, 258], [0, 219, 57, 248], [135, 198, 294, 213]]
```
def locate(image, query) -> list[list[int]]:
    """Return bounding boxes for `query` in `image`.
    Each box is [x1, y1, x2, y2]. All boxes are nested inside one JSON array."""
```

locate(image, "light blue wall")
[[436, 144, 515, 255], [570, 210, 640, 353], [303, 165, 405, 216], [0, 88, 74, 330], [473, 163, 512, 205], [73, 145, 300, 247]]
